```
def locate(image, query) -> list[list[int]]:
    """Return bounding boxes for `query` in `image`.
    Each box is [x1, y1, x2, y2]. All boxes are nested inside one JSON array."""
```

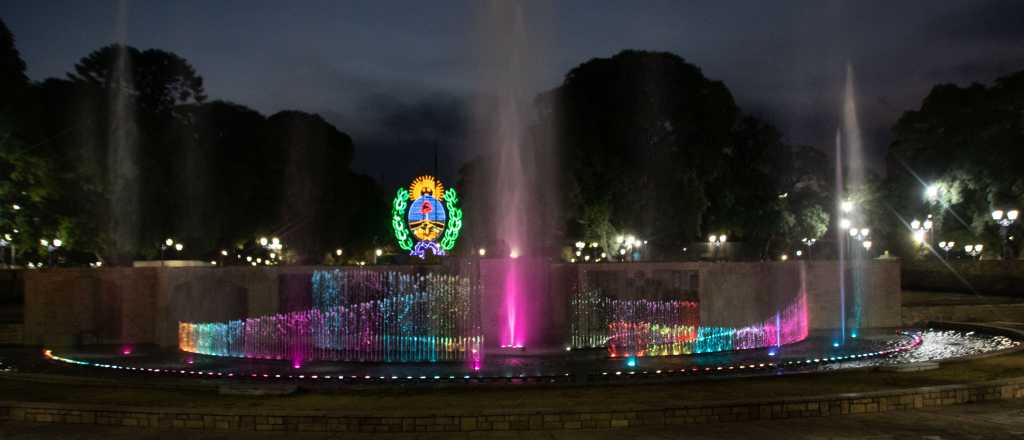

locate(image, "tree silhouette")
[[69, 44, 206, 114]]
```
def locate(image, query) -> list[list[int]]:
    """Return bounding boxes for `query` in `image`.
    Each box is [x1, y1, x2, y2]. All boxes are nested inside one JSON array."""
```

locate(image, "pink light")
[[121, 346, 133, 356], [501, 259, 525, 348]]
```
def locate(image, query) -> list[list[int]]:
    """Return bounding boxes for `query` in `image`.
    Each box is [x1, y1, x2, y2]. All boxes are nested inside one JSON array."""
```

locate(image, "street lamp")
[[161, 238, 175, 259], [801, 237, 816, 259], [925, 184, 940, 202], [849, 227, 870, 241], [910, 219, 932, 256], [964, 244, 984, 260], [938, 241, 956, 259], [992, 209, 1018, 259], [708, 234, 726, 260], [841, 200, 854, 214], [40, 238, 61, 266]]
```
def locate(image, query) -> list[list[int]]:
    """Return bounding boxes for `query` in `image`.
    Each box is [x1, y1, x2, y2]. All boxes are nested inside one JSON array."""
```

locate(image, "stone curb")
[[1, 321, 1022, 432], [2, 376, 1024, 432]]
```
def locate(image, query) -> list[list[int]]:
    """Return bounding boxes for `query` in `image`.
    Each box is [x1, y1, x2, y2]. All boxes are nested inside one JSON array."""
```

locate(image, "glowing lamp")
[[174, 243, 184, 251], [259, 237, 268, 246], [925, 185, 939, 201], [840, 218, 851, 229], [840, 200, 853, 213], [1009, 210, 1020, 221], [992, 210, 1005, 221], [478, 248, 486, 256], [912, 230, 925, 244], [719, 235, 727, 243], [335, 248, 343, 256], [220, 250, 228, 256], [910, 219, 921, 229], [575, 241, 585, 249], [165, 238, 174, 246], [374, 248, 383, 257]]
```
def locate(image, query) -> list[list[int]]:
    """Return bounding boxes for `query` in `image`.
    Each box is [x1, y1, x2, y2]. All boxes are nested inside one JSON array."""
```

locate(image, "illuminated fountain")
[[180, 269, 482, 367], [570, 268, 808, 359]]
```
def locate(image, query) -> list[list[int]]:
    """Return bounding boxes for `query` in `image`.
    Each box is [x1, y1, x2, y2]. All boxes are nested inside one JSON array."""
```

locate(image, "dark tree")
[[538, 50, 830, 258], [886, 70, 1024, 257], [0, 18, 28, 103], [69, 44, 206, 114], [265, 111, 355, 262]]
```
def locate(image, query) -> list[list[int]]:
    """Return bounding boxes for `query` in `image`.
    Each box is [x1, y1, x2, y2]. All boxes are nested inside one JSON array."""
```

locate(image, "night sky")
[[4, 1, 1024, 185]]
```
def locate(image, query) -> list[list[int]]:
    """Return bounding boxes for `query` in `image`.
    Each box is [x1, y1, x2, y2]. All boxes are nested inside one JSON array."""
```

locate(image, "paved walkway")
[[4, 399, 1024, 439]]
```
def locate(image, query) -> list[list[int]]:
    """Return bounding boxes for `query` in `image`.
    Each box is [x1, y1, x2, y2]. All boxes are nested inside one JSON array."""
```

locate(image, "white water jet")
[[837, 63, 867, 339], [108, 0, 139, 263]]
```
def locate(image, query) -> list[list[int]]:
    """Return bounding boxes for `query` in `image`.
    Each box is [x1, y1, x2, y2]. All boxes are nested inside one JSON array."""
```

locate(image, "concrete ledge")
[[1, 321, 1020, 432], [2, 376, 1024, 432]]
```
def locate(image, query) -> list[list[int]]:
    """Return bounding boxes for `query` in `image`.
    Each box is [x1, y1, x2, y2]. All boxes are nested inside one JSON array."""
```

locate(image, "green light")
[[391, 188, 414, 250], [440, 188, 462, 251]]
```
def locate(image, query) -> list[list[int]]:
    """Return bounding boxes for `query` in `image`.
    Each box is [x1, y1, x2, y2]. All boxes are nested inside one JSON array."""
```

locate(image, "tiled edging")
[[2, 377, 1024, 432]]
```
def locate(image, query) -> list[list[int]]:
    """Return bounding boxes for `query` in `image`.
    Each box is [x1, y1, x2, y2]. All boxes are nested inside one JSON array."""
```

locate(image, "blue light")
[[851, 332, 858, 338], [768, 350, 776, 356], [832, 341, 840, 348], [626, 357, 637, 367]]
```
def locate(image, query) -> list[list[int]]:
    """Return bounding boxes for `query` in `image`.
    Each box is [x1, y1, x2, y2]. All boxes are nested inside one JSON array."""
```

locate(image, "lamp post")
[[910, 219, 932, 256], [708, 234, 726, 260], [848, 227, 869, 259], [40, 238, 62, 267], [991, 209, 1018, 260], [938, 241, 956, 259], [801, 237, 816, 259], [925, 184, 939, 202], [0, 234, 8, 267], [862, 240, 873, 257], [160, 238, 175, 259], [964, 244, 984, 260]]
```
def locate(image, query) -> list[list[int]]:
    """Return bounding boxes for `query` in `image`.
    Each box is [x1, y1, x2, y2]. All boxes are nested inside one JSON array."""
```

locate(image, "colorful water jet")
[[570, 271, 808, 357], [180, 270, 482, 365]]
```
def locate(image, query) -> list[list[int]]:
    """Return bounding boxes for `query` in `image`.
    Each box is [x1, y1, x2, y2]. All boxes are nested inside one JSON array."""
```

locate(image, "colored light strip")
[[43, 332, 922, 384], [391, 188, 414, 251]]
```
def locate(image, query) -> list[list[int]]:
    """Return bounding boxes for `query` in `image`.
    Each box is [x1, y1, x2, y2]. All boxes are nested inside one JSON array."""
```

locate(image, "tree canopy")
[[886, 70, 1024, 257], [538, 50, 831, 258]]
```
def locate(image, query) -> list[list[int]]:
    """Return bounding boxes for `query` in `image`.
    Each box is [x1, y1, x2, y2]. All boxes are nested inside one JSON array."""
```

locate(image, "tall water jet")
[[107, 0, 139, 265], [472, 2, 556, 351], [841, 63, 867, 337], [834, 129, 846, 343]]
